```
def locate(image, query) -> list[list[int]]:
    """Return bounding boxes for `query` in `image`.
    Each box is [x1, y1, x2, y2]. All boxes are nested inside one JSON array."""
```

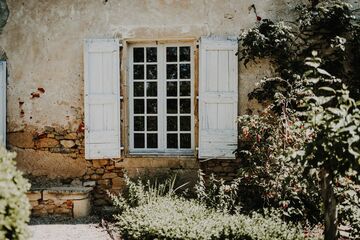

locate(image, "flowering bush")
[[0, 146, 30, 240]]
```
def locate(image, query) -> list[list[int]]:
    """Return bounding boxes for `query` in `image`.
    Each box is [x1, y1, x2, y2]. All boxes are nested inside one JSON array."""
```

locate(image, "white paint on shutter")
[[84, 39, 121, 159], [199, 37, 238, 159], [0, 62, 5, 147]]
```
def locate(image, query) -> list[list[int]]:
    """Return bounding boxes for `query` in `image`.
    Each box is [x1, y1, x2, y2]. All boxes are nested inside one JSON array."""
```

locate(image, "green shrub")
[[116, 196, 311, 240], [195, 171, 242, 214], [0, 146, 31, 240], [110, 174, 188, 213], [235, 113, 321, 223]]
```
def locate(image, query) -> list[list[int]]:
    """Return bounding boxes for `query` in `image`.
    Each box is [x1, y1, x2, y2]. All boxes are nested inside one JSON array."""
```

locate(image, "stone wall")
[[199, 159, 241, 182], [0, 0, 308, 208]]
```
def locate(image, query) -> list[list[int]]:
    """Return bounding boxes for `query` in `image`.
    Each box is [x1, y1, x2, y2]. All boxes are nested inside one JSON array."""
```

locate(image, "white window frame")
[[128, 42, 195, 155]]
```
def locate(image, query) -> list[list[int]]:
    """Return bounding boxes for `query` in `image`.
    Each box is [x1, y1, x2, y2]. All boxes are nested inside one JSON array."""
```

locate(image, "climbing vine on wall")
[[0, 0, 8, 32], [239, 0, 360, 104], [0, 0, 8, 61]]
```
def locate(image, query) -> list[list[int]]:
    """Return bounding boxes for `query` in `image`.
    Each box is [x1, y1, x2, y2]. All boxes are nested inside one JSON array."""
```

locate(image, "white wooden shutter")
[[84, 39, 121, 159], [0, 61, 5, 147], [199, 37, 238, 159]]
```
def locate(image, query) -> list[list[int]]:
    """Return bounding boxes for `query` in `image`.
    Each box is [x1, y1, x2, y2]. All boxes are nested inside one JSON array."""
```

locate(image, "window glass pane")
[[134, 99, 144, 114], [147, 116, 157, 131], [134, 48, 144, 62], [180, 46, 190, 62], [166, 82, 177, 97], [167, 116, 177, 131], [180, 134, 191, 149], [180, 99, 190, 113], [167, 134, 178, 148], [146, 82, 157, 97], [146, 47, 157, 62], [134, 65, 144, 79], [146, 65, 157, 80], [180, 81, 190, 96], [147, 99, 157, 114], [134, 133, 145, 148], [166, 64, 177, 79], [134, 116, 144, 131], [133, 82, 144, 97], [180, 116, 191, 131], [147, 134, 158, 148], [167, 99, 177, 114], [180, 64, 190, 79], [166, 47, 177, 62]]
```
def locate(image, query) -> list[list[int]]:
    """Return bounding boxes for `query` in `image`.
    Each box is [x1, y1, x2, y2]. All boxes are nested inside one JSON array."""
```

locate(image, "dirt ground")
[[29, 216, 119, 240]]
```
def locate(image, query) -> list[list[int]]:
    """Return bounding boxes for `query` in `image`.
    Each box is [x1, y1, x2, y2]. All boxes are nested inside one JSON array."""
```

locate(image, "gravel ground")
[[29, 216, 119, 240]]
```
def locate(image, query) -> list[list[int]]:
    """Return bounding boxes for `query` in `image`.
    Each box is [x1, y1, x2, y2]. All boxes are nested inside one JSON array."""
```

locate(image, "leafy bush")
[[0, 146, 30, 240], [288, 52, 360, 239], [195, 171, 242, 214], [240, 0, 360, 102], [110, 174, 188, 213], [336, 176, 360, 239], [234, 112, 321, 223], [116, 196, 310, 240]]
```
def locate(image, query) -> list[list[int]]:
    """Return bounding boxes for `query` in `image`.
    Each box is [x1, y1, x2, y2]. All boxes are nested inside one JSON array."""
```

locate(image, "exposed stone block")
[[30, 200, 39, 208], [92, 159, 109, 168], [60, 140, 76, 148], [36, 138, 59, 148], [32, 208, 48, 217], [83, 181, 96, 187], [97, 179, 111, 188], [106, 165, 115, 170], [112, 177, 125, 190], [64, 133, 77, 140], [102, 172, 117, 179], [90, 174, 101, 180], [44, 126, 55, 133], [26, 191, 42, 201], [7, 131, 35, 148]]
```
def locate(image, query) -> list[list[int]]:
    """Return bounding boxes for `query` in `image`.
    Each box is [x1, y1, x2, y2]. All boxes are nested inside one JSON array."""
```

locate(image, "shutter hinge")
[[196, 96, 199, 100], [120, 146, 124, 150], [120, 96, 124, 100], [119, 43, 123, 48]]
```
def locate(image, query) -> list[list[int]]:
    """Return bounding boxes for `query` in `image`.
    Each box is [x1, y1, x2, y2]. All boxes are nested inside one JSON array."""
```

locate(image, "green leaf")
[[305, 61, 320, 68], [317, 68, 332, 77], [319, 87, 336, 93]]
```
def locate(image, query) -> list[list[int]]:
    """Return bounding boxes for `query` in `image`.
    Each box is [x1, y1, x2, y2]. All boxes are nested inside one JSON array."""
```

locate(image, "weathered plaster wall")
[[0, 0, 305, 201], [0, 0, 301, 131]]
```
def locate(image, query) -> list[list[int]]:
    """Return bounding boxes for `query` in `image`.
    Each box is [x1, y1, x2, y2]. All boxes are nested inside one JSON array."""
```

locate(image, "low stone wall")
[[199, 158, 241, 182], [83, 159, 125, 206], [27, 187, 92, 218]]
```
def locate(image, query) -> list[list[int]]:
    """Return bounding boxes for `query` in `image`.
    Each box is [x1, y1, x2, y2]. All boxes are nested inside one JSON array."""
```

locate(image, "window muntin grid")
[[129, 44, 194, 154]]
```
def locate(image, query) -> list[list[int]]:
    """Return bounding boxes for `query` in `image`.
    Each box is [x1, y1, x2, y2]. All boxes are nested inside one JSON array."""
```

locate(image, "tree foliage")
[[239, 0, 360, 103], [237, 1, 360, 238]]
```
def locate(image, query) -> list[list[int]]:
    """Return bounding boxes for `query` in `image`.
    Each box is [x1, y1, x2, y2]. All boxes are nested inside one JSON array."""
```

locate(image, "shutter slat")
[[199, 37, 238, 159], [0, 62, 5, 147], [84, 39, 121, 159]]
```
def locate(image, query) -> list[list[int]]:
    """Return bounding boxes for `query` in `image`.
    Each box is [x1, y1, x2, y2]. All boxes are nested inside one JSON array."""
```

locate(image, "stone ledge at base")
[[27, 187, 93, 218]]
